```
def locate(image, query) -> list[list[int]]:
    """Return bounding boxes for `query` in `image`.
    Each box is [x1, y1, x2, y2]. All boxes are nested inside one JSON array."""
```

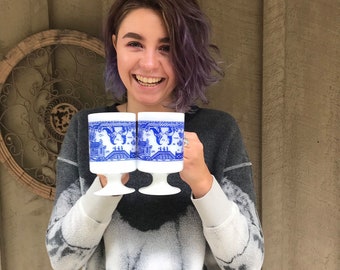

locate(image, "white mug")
[[137, 112, 185, 173], [88, 112, 137, 175]]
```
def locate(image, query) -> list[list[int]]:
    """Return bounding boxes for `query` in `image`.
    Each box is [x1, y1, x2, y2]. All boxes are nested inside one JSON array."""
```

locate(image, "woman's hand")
[[180, 132, 213, 198], [98, 173, 130, 187]]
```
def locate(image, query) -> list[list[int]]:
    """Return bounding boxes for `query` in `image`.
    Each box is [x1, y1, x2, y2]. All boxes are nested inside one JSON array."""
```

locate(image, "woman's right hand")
[[98, 173, 130, 187]]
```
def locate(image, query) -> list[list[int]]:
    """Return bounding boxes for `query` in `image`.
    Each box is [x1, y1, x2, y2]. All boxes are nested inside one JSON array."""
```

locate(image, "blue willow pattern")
[[137, 121, 184, 162], [88, 121, 136, 162]]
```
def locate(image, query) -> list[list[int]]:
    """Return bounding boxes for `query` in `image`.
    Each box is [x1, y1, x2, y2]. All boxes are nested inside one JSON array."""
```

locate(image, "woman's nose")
[[139, 50, 159, 70]]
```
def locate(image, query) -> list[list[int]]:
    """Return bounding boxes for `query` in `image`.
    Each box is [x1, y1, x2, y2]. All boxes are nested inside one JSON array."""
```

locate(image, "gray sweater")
[[46, 105, 264, 270]]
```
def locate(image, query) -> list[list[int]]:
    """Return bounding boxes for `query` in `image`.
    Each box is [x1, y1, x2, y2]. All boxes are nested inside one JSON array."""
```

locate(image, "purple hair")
[[103, 0, 224, 112]]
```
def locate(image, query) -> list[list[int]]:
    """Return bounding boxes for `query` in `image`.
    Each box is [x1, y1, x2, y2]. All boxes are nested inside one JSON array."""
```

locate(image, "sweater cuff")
[[80, 176, 122, 223], [192, 176, 237, 228]]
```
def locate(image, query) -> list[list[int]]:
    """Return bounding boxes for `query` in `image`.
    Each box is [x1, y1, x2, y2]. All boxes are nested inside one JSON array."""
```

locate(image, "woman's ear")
[[112, 34, 117, 49]]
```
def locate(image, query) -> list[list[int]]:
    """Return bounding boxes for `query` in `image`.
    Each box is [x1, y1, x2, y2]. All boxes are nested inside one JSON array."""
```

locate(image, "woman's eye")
[[127, 41, 142, 48], [159, 45, 170, 53]]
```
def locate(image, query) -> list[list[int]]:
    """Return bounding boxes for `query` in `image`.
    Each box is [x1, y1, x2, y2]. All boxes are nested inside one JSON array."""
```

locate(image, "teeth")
[[135, 75, 162, 84]]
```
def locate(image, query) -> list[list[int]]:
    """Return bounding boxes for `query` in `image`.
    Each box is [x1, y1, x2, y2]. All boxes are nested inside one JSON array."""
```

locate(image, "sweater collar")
[[106, 103, 200, 123]]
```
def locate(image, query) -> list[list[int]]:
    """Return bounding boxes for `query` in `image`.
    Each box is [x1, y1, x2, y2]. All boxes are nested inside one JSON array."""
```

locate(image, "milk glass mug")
[[137, 112, 185, 195], [88, 112, 136, 196]]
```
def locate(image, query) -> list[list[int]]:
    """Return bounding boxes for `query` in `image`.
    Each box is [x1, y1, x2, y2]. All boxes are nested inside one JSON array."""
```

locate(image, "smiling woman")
[[45, 1, 264, 269], [103, 0, 224, 113], [112, 8, 176, 112]]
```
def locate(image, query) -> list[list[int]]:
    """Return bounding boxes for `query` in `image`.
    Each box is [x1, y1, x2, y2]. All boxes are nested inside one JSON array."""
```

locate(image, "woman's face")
[[113, 8, 176, 111]]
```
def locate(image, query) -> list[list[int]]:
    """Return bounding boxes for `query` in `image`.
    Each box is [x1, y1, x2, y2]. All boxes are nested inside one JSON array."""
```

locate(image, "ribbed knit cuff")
[[192, 176, 237, 227], [80, 176, 122, 223]]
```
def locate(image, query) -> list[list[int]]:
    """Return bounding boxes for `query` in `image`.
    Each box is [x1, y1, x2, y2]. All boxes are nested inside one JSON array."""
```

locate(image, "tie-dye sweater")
[[46, 105, 264, 270]]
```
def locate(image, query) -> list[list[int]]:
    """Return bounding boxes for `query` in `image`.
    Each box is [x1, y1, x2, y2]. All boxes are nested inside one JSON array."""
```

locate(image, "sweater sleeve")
[[193, 175, 264, 269], [192, 119, 264, 270], [45, 112, 121, 270], [46, 173, 121, 270]]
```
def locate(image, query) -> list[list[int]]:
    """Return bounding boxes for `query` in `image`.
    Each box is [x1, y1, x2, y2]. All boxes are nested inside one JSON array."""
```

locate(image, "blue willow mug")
[[137, 112, 185, 195], [88, 112, 136, 195]]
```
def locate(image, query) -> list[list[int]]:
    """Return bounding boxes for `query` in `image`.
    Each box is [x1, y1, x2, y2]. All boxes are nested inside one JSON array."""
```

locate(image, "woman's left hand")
[[180, 131, 213, 198]]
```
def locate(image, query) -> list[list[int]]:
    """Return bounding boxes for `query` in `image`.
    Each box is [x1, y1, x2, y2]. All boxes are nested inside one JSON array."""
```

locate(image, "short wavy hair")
[[103, 0, 224, 112]]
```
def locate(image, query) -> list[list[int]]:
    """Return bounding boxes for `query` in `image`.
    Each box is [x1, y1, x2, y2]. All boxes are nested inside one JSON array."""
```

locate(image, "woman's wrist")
[[191, 174, 213, 199]]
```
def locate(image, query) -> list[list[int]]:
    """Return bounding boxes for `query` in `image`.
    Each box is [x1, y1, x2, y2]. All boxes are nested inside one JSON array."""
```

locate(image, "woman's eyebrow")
[[122, 32, 143, 40], [160, 37, 170, 43], [122, 32, 169, 43]]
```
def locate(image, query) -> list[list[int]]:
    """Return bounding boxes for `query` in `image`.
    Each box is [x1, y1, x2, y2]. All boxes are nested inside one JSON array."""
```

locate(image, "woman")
[[46, 0, 264, 269]]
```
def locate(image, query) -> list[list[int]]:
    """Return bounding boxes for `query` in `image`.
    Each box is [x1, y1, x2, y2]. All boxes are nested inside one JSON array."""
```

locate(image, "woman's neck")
[[117, 102, 175, 114]]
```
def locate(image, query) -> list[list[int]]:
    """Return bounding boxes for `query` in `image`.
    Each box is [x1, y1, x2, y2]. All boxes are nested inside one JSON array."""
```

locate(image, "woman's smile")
[[133, 74, 165, 87]]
